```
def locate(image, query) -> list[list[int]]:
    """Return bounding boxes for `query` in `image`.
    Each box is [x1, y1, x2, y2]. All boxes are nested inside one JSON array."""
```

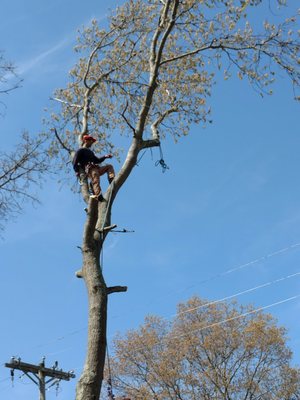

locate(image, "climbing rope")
[[100, 231, 104, 271], [155, 144, 169, 173], [101, 180, 115, 231], [135, 143, 169, 172], [106, 344, 115, 400], [136, 149, 147, 166], [99, 180, 115, 271]]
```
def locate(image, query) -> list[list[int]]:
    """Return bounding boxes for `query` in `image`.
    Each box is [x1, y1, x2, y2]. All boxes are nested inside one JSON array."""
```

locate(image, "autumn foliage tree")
[[107, 296, 300, 400], [48, 1, 300, 399]]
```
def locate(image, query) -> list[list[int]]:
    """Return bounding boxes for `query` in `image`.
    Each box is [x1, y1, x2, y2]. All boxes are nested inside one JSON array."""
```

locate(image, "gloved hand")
[[105, 154, 113, 159]]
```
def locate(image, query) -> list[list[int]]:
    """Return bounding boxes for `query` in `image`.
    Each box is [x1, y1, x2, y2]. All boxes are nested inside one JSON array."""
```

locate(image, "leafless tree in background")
[[0, 52, 50, 232]]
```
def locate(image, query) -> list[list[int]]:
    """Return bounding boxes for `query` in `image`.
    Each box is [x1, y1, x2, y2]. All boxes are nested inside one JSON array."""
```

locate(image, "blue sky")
[[1, 1, 300, 398]]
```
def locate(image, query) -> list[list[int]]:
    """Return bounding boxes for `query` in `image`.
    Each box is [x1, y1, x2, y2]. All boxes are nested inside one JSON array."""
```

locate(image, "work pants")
[[87, 164, 115, 196]]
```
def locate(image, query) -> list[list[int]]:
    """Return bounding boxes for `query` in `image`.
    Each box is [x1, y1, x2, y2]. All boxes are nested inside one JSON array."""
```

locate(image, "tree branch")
[[83, 25, 126, 89], [120, 101, 136, 134], [107, 286, 128, 295], [141, 139, 160, 149], [160, 39, 220, 66], [96, 224, 117, 233], [135, 0, 179, 140], [80, 37, 140, 142], [52, 128, 72, 154], [51, 97, 82, 108], [151, 107, 178, 140]]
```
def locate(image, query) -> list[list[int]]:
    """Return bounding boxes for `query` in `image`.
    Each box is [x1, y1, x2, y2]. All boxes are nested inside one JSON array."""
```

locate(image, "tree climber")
[[73, 134, 115, 201]]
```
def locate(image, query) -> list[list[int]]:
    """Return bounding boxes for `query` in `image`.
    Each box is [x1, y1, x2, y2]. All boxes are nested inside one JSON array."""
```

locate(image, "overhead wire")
[[21, 262, 300, 354], [172, 294, 300, 340], [4, 241, 300, 361], [3, 292, 298, 390], [34, 327, 87, 350], [172, 271, 300, 318], [181, 241, 300, 291], [142, 241, 300, 310], [130, 293, 300, 354]]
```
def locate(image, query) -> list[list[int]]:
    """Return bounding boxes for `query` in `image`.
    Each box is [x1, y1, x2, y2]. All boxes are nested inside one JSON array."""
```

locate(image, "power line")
[[181, 242, 300, 292], [142, 240, 300, 308], [28, 266, 300, 355], [131, 293, 300, 353], [5, 241, 300, 360], [173, 294, 300, 339], [172, 271, 300, 318], [13, 250, 300, 355], [34, 327, 87, 350]]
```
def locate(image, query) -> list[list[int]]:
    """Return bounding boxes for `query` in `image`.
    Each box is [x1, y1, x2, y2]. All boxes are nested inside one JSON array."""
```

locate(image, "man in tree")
[[49, 1, 300, 399], [72, 134, 115, 201]]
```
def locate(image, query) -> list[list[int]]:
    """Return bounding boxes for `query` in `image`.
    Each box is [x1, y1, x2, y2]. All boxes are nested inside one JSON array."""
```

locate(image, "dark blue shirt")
[[72, 148, 106, 173]]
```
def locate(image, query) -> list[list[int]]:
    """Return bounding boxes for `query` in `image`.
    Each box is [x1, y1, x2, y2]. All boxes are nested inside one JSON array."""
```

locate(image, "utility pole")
[[5, 357, 75, 399]]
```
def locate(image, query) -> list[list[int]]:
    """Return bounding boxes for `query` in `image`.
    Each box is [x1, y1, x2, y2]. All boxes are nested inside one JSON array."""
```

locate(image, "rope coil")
[[155, 144, 169, 173]]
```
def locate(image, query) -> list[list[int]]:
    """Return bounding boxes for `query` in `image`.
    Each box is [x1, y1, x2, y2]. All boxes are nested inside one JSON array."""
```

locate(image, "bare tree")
[[0, 132, 50, 231], [0, 51, 22, 102], [108, 297, 300, 400], [49, 1, 300, 399], [0, 53, 50, 232]]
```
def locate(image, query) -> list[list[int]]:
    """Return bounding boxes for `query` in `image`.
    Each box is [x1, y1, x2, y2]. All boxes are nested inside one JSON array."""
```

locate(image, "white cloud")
[[18, 37, 71, 75], [12, 11, 111, 78]]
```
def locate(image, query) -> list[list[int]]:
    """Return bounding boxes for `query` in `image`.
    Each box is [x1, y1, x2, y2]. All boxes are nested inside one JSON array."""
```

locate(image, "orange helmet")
[[82, 135, 96, 143]]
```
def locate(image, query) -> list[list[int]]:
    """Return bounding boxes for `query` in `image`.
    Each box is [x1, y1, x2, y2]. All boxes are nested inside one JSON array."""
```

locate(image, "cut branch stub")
[[107, 286, 128, 295], [76, 269, 83, 279]]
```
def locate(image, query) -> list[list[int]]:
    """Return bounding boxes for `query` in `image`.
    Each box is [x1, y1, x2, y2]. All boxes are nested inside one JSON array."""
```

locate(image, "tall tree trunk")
[[75, 267, 108, 400], [75, 193, 127, 400], [75, 199, 108, 400]]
